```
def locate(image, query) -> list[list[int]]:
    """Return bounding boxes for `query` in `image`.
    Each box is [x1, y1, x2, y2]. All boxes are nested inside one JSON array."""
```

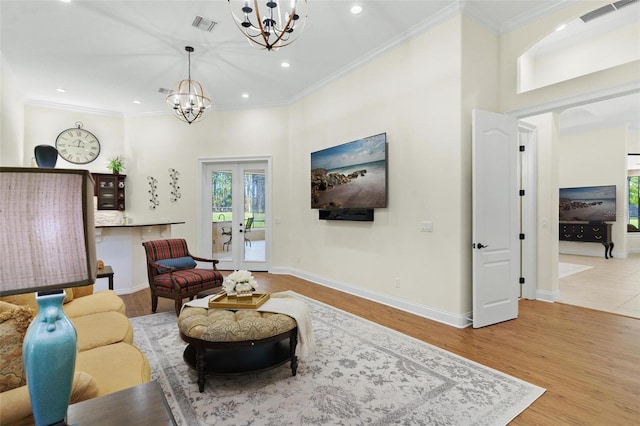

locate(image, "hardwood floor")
[[120, 273, 640, 425]]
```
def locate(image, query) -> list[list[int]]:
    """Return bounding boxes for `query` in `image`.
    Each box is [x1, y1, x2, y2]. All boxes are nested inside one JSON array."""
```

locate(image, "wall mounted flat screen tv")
[[559, 185, 616, 222], [311, 133, 387, 209]]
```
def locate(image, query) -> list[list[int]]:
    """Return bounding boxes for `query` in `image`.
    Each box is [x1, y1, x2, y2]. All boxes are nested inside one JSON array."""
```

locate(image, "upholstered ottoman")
[[178, 306, 298, 392]]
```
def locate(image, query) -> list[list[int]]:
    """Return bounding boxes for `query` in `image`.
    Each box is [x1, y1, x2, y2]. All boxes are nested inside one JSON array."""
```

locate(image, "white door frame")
[[197, 156, 273, 271], [508, 82, 640, 301], [518, 122, 538, 300]]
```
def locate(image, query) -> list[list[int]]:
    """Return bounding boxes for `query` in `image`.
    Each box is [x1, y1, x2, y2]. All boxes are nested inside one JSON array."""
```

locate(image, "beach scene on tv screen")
[[311, 133, 386, 209], [559, 186, 616, 222]]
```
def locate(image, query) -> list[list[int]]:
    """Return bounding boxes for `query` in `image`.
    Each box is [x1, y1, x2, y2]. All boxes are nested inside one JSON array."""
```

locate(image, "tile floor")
[[558, 252, 640, 318]]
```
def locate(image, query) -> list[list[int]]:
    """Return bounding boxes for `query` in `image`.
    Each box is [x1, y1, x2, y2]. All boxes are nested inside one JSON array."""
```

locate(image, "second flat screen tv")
[[311, 133, 387, 209], [559, 185, 616, 222]]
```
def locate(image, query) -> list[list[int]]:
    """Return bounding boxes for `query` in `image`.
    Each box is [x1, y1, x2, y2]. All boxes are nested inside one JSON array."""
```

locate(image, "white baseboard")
[[535, 289, 558, 302], [271, 267, 472, 329], [113, 282, 149, 296]]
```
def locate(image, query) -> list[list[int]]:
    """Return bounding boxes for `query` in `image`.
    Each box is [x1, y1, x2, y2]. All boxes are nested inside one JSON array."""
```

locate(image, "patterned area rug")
[[559, 262, 594, 278], [131, 292, 544, 425]]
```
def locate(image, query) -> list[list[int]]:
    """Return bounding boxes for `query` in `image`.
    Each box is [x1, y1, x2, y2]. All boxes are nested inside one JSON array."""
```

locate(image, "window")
[[630, 176, 639, 232]]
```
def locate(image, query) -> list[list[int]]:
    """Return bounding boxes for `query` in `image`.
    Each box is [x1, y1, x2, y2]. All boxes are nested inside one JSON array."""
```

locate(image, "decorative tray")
[[208, 292, 270, 309]]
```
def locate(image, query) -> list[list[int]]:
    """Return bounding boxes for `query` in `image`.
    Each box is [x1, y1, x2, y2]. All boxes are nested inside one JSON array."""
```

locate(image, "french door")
[[203, 160, 270, 272]]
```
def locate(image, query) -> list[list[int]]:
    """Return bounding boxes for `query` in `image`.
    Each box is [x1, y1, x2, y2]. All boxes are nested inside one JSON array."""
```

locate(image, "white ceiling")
[[0, 0, 638, 131], [0, 0, 572, 114]]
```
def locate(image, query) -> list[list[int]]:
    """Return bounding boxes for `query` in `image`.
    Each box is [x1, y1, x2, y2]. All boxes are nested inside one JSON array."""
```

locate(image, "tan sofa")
[[0, 286, 151, 425]]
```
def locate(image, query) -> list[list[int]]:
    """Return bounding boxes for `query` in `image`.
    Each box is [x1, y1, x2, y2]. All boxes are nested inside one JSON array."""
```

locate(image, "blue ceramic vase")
[[22, 290, 77, 426]]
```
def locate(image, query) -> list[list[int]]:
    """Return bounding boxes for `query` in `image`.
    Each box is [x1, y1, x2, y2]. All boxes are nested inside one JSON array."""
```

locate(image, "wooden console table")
[[559, 222, 614, 259], [66, 381, 176, 425]]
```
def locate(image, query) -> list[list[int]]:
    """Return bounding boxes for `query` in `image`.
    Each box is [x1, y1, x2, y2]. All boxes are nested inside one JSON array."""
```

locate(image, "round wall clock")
[[55, 121, 101, 164]]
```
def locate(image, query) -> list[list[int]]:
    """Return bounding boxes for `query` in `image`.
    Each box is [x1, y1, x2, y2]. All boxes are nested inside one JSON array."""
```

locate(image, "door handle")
[[476, 243, 489, 249]]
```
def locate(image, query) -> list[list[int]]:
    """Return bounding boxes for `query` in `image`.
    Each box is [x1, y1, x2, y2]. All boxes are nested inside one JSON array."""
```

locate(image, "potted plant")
[[107, 156, 125, 174]]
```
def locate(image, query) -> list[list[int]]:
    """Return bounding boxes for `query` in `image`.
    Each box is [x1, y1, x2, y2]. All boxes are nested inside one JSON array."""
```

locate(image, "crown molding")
[[25, 99, 124, 118], [462, 0, 577, 34]]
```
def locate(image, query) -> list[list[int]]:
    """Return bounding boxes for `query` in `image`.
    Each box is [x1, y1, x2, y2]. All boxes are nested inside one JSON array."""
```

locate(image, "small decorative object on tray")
[[222, 270, 258, 298]]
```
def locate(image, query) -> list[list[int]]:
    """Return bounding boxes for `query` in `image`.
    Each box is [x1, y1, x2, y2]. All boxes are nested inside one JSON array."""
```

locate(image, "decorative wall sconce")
[[148, 176, 159, 210], [169, 168, 181, 203]]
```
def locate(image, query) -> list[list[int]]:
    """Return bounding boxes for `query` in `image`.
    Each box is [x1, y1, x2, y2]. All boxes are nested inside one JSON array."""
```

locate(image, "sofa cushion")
[[0, 301, 34, 392], [71, 311, 134, 351], [76, 342, 151, 397], [71, 285, 94, 299], [156, 256, 197, 272], [0, 285, 95, 314], [63, 290, 126, 318], [0, 293, 38, 313], [0, 371, 98, 425]]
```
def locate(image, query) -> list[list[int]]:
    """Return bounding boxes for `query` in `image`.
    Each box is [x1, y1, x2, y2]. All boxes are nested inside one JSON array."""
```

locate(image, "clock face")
[[55, 127, 101, 164]]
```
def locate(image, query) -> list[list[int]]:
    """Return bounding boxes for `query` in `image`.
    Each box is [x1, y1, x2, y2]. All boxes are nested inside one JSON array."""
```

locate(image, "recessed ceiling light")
[[350, 5, 363, 14], [242, 93, 249, 99], [60, 0, 71, 3], [281, 61, 291, 68], [133, 100, 142, 104], [56, 88, 66, 93]]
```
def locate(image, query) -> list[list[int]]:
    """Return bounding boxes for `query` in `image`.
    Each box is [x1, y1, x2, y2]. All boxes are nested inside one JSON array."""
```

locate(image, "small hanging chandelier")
[[166, 46, 212, 124], [228, 0, 308, 51]]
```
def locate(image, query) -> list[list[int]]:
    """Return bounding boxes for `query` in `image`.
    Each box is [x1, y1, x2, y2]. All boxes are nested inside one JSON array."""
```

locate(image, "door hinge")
[[519, 277, 525, 284], [519, 189, 525, 196], [519, 233, 525, 240], [519, 145, 525, 152]]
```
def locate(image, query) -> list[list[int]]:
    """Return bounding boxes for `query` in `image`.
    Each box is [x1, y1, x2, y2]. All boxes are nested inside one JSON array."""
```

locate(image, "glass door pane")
[[211, 168, 233, 264], [242, 167, 266, 263]]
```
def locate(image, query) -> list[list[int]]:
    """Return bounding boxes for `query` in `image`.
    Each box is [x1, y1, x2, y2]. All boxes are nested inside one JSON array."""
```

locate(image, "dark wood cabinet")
[[93, 173, 126, 211], [559, 222, 613, 259]]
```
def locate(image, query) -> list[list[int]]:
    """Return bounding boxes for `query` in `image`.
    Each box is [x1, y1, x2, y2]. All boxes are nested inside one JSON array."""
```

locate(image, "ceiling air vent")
[[158, 88, 173, 94], [613, 0, 639, 10], [192, 16, 218, 32], [580, 4, 616, 22], [580, 0, 639, 22]]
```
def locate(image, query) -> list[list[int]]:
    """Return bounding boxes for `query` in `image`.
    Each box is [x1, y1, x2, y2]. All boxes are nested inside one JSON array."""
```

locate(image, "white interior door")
[[205, 161, 269, 272], [472, 109, 520, 328]]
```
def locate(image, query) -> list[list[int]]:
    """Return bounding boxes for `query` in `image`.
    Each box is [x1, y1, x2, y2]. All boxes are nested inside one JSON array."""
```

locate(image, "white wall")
[[520, 19, 640, 92], [0, 54, 25, 165], [500, 0, 640, 113], [629, 129, 640, 153], [525, 113, 560, 301], [124, 107, 290, 267], [24, 105, 125, 172], [558, 125, 628, 257], [285, 16, 475, 324]]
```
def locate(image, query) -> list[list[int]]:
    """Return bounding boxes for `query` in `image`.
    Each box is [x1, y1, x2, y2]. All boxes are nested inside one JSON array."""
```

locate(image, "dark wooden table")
[[96, 265, 114, 290], [66, 381, 176, 425]]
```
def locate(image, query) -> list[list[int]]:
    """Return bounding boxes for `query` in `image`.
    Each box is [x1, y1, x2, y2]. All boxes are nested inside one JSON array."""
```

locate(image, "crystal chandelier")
[[228, 0, 308, 51], [166, 46, 212, 124]]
